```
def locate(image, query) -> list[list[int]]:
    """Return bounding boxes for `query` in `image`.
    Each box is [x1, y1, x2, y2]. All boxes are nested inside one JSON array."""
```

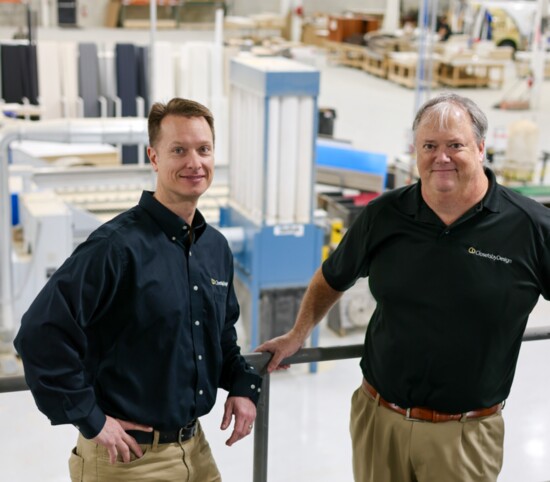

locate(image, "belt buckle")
[[404, 408, 424, 422], [178, 420, 197, 443]]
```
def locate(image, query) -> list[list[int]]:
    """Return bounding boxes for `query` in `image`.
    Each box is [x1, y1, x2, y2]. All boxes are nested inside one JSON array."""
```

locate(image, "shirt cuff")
[[229, 372, 263, 405], [72, 404, 106, 439]]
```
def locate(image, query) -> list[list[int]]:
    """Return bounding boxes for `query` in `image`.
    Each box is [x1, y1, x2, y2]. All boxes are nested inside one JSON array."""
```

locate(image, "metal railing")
[[1, 325, 550, 482]]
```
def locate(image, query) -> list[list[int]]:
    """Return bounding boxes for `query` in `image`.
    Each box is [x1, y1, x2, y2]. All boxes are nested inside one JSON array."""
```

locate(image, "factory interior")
[[1, 0, 550, 481]]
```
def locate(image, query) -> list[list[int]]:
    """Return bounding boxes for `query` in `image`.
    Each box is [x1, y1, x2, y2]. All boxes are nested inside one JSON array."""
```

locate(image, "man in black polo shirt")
[[14, 98, 261, 481], [257, 92, 550, 481]]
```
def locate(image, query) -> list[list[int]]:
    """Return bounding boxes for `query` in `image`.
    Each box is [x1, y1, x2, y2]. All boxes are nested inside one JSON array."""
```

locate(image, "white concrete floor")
[[2, 51, 550, 481]]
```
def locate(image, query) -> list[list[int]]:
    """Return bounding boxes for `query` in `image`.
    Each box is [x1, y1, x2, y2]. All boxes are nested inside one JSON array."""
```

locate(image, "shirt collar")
[[139, 191, 207, 242], [397, 167, 500, 218]]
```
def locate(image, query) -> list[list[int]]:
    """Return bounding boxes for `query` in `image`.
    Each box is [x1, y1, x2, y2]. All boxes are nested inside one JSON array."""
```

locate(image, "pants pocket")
[[68, 447, 84, 482]]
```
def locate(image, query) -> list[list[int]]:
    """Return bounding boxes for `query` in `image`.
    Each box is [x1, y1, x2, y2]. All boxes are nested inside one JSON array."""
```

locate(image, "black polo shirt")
[[14, 191, 261, 439], [323, 168, 550, 412]]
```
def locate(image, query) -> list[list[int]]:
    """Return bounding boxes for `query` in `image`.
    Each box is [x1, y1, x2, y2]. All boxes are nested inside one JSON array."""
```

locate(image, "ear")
[[147, 146, 159, 171], [478, 140, 485, 162]]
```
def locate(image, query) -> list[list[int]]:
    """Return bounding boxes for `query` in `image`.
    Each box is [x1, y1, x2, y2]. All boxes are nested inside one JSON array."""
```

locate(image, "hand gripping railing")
[[1, 325, 550, 482]]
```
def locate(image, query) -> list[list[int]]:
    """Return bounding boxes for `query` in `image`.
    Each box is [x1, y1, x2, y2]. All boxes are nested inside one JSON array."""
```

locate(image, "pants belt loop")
[[152, 429, 160, 450], [459, 413, 468, 423]]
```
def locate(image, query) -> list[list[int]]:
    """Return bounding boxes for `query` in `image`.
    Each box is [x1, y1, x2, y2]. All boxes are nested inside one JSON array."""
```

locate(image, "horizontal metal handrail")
[[1, 324, 550, 482]]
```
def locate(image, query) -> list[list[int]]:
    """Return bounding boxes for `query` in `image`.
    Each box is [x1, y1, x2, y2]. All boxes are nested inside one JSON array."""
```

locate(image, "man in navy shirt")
[[257, 93, 550, 481], [15, 98, 261, 481]]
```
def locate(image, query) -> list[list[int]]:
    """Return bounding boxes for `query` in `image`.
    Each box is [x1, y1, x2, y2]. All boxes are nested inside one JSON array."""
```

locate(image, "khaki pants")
[[69, 421, 221, 482], [350, 384, 504, 482]]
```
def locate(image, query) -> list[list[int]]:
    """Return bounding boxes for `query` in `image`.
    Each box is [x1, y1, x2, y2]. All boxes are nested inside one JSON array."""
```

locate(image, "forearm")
[[290, 268, 344, 343]]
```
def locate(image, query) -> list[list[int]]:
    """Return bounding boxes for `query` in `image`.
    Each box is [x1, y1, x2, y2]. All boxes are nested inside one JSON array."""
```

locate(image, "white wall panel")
[[37, 41, 62, 118], [58, 42, 79, 117]]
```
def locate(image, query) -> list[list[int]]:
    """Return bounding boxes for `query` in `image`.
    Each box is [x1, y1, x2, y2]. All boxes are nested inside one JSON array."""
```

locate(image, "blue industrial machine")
[[220, 56, 324, 353]]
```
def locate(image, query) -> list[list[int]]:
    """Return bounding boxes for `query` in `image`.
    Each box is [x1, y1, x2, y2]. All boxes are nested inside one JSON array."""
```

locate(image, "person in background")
[[14, 98, 261, 482], [436, 14, 453, 41], [257, 92, 550, 482]]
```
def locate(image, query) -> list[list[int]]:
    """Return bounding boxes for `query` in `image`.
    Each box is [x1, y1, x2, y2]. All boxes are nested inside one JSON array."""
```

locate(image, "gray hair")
[[412, 93, 488, 144]]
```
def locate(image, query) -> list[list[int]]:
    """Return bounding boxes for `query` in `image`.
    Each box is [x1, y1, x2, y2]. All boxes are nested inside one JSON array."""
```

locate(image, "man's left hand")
[[220, 396, 256, 446]]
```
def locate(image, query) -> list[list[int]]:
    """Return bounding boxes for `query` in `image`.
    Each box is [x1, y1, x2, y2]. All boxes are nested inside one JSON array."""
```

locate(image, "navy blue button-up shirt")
[[14, 191, 261, 438]]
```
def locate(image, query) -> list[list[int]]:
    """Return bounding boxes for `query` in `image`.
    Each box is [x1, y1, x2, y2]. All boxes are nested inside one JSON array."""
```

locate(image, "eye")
[[199, 145, 212, 155], [423, 143, 435, 151], [449, 143, 463, 150], [174, 147, 185, 155]]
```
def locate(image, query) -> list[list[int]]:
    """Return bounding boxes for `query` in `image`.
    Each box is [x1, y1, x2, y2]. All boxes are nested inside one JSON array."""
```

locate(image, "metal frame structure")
[[0, 118, 149, 336]]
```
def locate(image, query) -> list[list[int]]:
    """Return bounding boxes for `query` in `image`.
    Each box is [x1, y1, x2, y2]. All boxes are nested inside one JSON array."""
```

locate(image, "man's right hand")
[[255, 330, 304, 373], [92, 415, 153, 464]]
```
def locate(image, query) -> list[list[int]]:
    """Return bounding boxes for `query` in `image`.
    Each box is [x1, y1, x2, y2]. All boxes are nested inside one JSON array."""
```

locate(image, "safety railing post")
[[252, 373, 270, 482]]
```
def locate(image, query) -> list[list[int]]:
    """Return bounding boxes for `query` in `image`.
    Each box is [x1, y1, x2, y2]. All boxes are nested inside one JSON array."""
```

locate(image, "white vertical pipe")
[[251, 93, 265, 225], [228, 85, 238, 205], [383, 0, 400, 32], [266, 97, 280, 225], [237, 89, 247, 211], [211, 9, 228, 165], [278, 96, 299, 224], [40, 0, 50, 27], [212, 9, 224, 100], [0, 144, 14, 335], [295, 96, 314, 224], [230, 86, 244, 209], [149, 0, 157, 110], [280, 0, 291, 16], [530, 0, 549, 110], [244, 91, 254, 216]]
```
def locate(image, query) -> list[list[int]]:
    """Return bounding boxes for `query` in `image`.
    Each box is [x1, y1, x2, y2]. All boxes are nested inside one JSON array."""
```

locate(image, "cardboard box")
[[104, 0, 121, 28]]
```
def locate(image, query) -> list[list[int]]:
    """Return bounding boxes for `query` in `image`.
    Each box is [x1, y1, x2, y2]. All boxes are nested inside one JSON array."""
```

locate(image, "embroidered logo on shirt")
[[211, 278, 229, 287], [468, 247, 512, 264]]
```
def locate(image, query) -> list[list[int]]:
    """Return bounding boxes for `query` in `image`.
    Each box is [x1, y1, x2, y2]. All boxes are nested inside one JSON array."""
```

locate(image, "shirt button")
[[198, 355, 203, 360], [189, 251, 192, 256], [199, 390, 204, 395], [193, 285, 198, 291], [250, 384, 256, 389], [171, 236, 176, 241], [258, 388, 261, 393], [444, 230, 450, 235], [183, 226, 188, 230], [195, 320, 200, 326]]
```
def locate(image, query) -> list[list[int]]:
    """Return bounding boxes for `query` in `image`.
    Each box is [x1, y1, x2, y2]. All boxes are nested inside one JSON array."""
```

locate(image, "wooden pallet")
[[387, 57, 416, 88], [386, 54, 439, 89], [363, 49, 387, 78], [436, 60, 505, 88], [323, 40, 366, 69]]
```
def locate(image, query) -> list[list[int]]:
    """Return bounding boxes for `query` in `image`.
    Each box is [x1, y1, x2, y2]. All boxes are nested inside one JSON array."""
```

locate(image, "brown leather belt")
[[362, 379, 503, 423]]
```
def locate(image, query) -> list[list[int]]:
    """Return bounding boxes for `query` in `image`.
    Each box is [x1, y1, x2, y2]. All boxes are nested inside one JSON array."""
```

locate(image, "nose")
[[185, 151, 203, 171], [434, 146, 451, 163]]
